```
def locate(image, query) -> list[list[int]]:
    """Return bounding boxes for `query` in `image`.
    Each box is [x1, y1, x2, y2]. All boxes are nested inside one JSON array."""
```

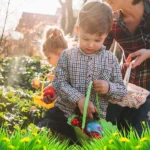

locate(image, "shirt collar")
[[144, 0, 150, 15], [77, 45, 106, 56]]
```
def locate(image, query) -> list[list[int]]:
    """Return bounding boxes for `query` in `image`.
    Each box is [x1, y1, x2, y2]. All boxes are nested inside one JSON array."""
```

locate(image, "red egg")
[[71, 118, 81, 126], [43, 87, 56, 98], [90, 132, 102, 139]]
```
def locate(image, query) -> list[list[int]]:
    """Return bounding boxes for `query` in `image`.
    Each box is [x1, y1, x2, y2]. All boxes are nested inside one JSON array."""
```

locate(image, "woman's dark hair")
[[132, 0, 143, 5]]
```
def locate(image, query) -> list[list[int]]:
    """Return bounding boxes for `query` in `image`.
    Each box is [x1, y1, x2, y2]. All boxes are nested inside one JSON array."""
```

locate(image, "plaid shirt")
[[52, 46, 127, 119], [104, 0, 150, 91]]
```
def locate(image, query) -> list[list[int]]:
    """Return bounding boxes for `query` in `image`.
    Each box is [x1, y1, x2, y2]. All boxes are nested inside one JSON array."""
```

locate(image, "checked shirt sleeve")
[[52, 50, 84, 104], [106, 56, 127, 102]]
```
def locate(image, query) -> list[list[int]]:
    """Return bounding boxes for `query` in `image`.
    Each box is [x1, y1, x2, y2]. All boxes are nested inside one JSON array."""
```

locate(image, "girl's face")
[[46, 50, 62, 67], [103, 0, 123, 11]]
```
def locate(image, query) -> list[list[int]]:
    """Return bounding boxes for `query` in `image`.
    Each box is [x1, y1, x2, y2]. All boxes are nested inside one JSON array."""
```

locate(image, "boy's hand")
[[93, 79, 109, 94], [77, 97, 98, 120], [31, 78, 40, 88]]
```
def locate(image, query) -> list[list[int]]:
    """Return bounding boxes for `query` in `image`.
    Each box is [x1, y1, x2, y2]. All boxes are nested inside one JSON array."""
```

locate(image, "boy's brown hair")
[[43, 26, 68, 56], [76, 2, 113, 36]]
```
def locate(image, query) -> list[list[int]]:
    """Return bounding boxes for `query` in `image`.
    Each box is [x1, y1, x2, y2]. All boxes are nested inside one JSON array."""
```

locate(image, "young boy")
[[41, 1, 127, 143]]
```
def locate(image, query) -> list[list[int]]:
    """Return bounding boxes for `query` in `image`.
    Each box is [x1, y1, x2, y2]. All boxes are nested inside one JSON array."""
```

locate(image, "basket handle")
[[123, 63, 132, 87], [41, 76, 47, 97], [82, 81, 100, 129]]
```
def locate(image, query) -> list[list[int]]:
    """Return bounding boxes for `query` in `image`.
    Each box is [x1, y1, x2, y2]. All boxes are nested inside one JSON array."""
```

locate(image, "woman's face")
[[103, 0, 123, 11]]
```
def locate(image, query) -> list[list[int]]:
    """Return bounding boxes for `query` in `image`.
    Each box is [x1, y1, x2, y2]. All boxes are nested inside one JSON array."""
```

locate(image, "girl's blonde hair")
[[42, 26, 68, 56]]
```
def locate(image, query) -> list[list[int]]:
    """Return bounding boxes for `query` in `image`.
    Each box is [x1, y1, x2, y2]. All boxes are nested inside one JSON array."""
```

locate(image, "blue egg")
[[86, 121, 104, 136]]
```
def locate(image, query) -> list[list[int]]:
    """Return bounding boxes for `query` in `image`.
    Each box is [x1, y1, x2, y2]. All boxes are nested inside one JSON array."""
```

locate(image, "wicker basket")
[[109, 63, 150, 109]]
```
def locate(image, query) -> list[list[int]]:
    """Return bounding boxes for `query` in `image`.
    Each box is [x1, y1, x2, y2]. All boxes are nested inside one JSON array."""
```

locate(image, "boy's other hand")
[[77, 97, 98, 120], [93, 79, 109, 94], [87, 101, 98, 120], [77, 97, 85, 115]]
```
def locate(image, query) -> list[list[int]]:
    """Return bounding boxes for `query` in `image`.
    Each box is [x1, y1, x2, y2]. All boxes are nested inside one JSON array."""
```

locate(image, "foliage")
[[0, 125, 70, 150], [0, 56, 52, 132], [81, 124, 150, 150], [0, 56, 52, 91], [0, 86, 46, 133], [0, 56, 150, 149]]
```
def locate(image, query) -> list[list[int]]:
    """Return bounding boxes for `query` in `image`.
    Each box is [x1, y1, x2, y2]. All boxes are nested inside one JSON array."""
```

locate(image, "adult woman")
[[103, 0, 150, 135]]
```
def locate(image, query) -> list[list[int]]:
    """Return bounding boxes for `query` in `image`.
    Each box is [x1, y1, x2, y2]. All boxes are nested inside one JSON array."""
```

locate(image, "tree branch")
[[58, 0, 64, 7]]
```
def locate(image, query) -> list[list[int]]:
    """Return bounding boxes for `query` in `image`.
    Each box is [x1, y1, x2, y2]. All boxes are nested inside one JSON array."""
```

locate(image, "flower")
[[104, 146, 107, 150], [23, 116, 28, 120], [109, 139, 114, 144], [136, 145, 142, 149], [21, 129, 26, 133], [20, 137, 31, 143], [119, 137, 130, 143], [112, 132, 119, 136], [37, 139, 41, 144], [32, 132, 37, 136], [142, 121, 146, 126], [9, 145, 15, 149], [2, 137, 10, 142], [140, 137, 148, 142]]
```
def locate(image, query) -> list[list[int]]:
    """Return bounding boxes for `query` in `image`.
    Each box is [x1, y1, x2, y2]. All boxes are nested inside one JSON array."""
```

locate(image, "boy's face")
[[76, 27, 107, 54]]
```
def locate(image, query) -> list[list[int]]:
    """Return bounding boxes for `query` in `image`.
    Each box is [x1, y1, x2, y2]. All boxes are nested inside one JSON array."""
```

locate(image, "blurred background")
[[0, 0, 91, 58]]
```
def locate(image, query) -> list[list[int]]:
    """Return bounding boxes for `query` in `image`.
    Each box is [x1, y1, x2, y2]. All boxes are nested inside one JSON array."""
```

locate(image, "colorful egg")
[[43, 87, 56, 98], [86, 121, 104, 138]]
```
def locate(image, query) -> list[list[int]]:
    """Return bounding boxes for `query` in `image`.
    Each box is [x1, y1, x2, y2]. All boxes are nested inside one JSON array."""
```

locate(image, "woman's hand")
[[93, 79, 109, 94], [125, 49, 150, 68]]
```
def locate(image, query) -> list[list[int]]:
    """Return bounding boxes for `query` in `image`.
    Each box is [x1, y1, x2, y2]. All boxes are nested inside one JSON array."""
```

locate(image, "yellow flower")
[[140, 137, 148, 142], [9, 145, 15, 149], [104, 146, 107, 150], [119, 137, 130, 143], [112, 132, 119, 136], [2, 137, 10, 142], [136, 145, 142, 149], [32, 132, 37, 136], [20, 137, 31, 143], [23, 116, 27, 120], [109, 139, 114, 144], [43, 146, 46, 150], [21, 129, 26, 133], [37, 139, 41, 144], [13, 125, 19, 130], [142, 121, 146, 126]]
